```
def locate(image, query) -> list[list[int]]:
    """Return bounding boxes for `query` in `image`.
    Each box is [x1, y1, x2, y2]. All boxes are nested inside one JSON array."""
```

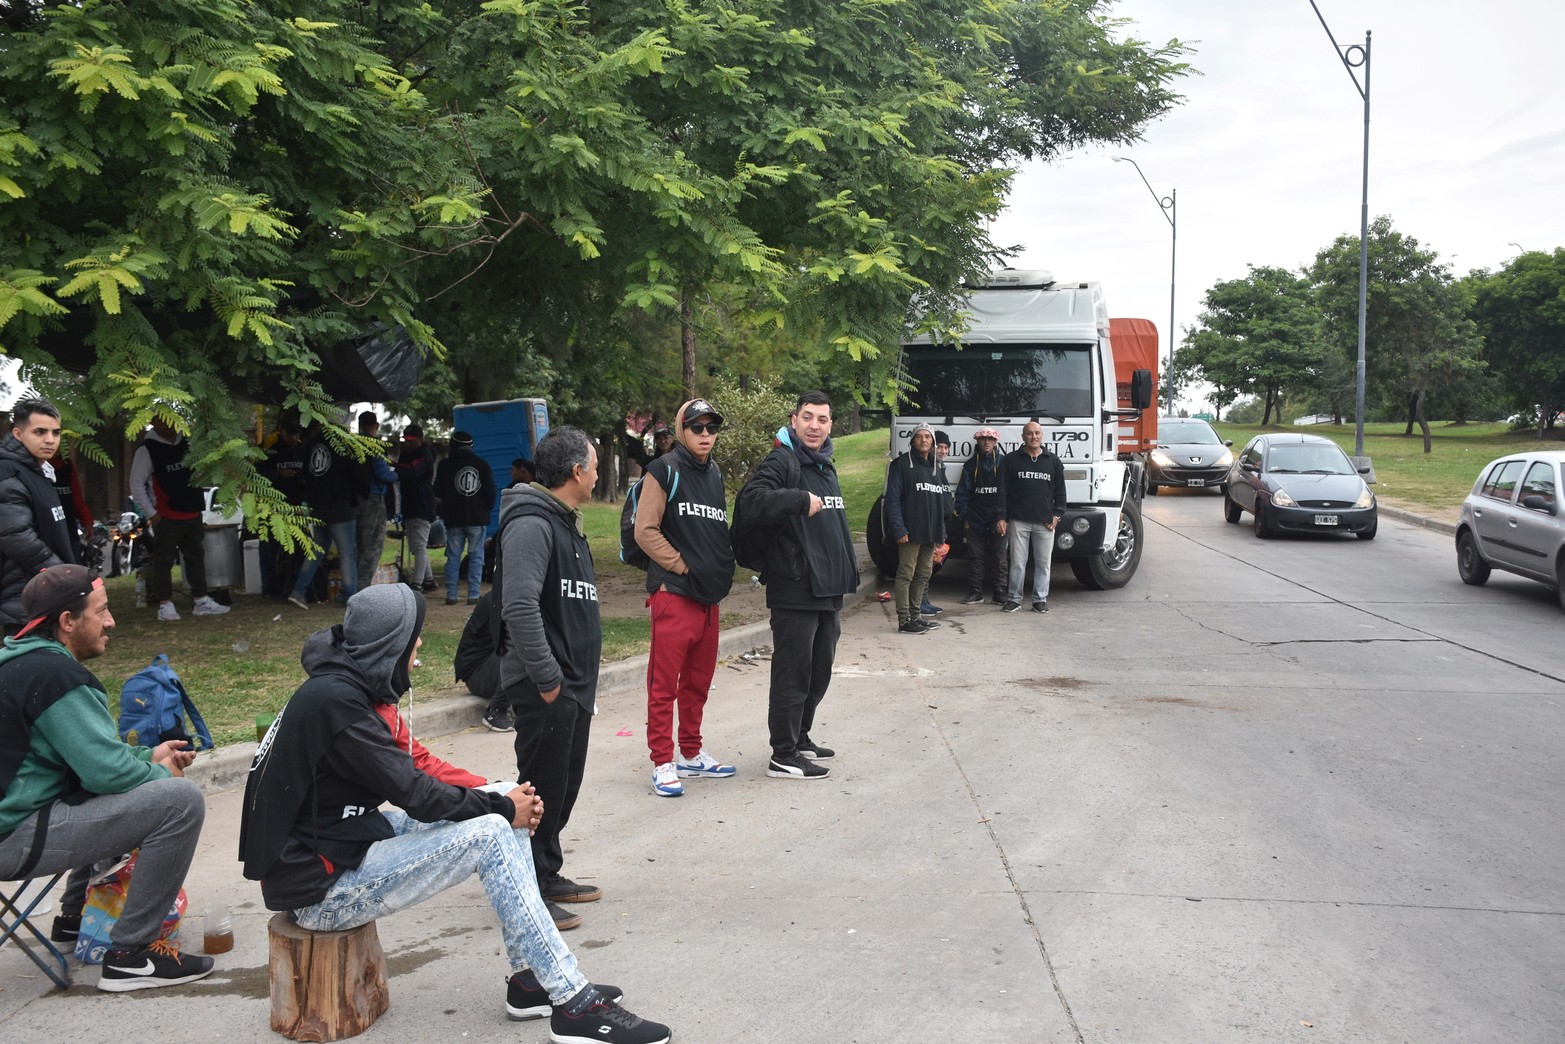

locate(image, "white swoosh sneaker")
[[98, 939, 215, 992]]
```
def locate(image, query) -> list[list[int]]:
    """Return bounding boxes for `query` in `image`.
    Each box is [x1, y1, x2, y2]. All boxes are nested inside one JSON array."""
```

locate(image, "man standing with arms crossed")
[[737, 390, 859, 780], [996, 421, 1066, 614], [633, 399, 737, 797]]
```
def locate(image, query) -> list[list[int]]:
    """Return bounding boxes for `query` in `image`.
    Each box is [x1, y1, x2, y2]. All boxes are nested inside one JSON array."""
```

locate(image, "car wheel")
[[1456, 529, 1490, 586], [1557, 557, 1565, 612], [1223, 493, 1241, 524], [865, 496, 898, 578], [1253, 502, 1270, 539], [1356, 517, 1377, 541]]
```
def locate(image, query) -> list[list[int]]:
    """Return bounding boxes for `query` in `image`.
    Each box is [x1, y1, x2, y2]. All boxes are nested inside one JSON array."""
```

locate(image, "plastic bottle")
[[203, 906, 234, 954]]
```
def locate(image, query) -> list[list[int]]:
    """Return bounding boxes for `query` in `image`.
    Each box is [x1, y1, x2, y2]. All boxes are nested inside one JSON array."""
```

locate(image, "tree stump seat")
[[267, 913, 390, 1041]]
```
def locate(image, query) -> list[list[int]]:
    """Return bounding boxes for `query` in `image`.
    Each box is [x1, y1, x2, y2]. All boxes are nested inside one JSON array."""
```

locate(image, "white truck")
[[867, 269, 1155, 589]]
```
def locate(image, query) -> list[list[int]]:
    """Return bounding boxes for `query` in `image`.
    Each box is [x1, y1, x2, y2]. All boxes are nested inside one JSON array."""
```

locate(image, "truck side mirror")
[[1130, 369, 1153, 411]]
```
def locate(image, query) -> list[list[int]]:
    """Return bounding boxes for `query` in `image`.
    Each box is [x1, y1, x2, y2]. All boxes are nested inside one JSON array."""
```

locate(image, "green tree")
[[1309, 217, 1484, 452], [1178, 265, 1326, 425], [1468, 248, 1565, 435]]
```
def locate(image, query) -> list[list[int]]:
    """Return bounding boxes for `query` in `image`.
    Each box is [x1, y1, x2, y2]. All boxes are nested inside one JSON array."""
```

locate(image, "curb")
[[188, 544, 881, 796], [1379, 505, 1457, 537]]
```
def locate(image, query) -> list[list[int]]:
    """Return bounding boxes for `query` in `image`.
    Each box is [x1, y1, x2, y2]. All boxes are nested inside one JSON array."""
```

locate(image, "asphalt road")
[[4, 493, 1561, 1043]]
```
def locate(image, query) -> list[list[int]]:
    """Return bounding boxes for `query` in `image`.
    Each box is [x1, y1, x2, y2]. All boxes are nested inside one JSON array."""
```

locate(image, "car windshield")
[[1159, 422, 1221, 446], [1265, 443, 1354, 475], [901, 343, 1094, 418]]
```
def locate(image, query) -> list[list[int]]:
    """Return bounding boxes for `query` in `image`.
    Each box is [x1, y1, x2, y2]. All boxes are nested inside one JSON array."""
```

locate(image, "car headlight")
[[1150, 450, 1174, 467], [1215, 450, 1234, 469], [1271, 487, 1296, 507], [1354, 484, 1374, 509]]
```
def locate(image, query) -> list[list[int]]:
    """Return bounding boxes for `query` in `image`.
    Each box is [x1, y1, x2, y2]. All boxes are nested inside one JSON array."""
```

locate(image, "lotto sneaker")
[[676, 749, 737, 779], [98, 938, 214, 992], [156, 601, 180, 622], [767, 752, 829, 779], [550, 986, 671, 1044], [651, 761, 683, 797], [506, 975, 620, 1021], [192, 596, 230, 616]]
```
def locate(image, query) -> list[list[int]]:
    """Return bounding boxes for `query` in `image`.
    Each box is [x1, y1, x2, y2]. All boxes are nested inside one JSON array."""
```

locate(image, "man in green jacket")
[[0, 564, 212, 991]]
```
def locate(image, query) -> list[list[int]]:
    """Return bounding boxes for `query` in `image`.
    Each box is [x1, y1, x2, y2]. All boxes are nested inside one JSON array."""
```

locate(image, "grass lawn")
[[1212, 420, 1558, 517]]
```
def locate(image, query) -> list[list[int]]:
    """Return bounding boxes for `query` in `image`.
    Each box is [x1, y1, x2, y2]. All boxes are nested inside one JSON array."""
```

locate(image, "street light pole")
[[1112, 157, 1176, 414], [1309, 1, 1371, 460]]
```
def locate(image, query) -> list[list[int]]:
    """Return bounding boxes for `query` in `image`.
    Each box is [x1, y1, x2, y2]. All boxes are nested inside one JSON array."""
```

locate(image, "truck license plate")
[[1187, 478, 1205, 487], [1314, 514, 1338, 526]]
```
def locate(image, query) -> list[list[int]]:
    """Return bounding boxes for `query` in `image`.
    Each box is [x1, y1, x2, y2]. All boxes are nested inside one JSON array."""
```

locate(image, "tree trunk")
[[268, 914, 389, 1042], [680, 286, 697, 400], [1414, 387, 1432, 453], [1404, 391, 1417, 435]]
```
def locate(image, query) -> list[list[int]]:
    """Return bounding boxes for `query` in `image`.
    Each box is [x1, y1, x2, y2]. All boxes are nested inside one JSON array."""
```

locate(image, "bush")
[[707, 377, 796, 493]]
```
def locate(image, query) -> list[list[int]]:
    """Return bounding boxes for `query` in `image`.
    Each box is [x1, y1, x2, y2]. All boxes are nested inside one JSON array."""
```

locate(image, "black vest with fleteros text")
[[500, 498, 602, 712], [644, 446, 735, 605], [143, 437, 205, 515]]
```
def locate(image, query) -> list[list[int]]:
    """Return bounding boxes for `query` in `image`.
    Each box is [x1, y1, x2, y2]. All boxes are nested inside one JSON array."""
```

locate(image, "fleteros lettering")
[[559, 578, 599, 602], [821, 495, 845, 510], [676, 502, 728, 522], [914, 482, 945, 494], [975, 485, 998, 495], [1016, 471, 1054, 481], [341, 805, 369, 819], [51, 505, 65, 522]]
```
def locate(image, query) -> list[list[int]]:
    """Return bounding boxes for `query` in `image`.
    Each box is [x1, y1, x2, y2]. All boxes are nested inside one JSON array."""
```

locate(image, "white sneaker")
[[651, 762, 683, 797], [157, 601, 180, 622], [676, 749, 737, 779], [192, 596, 230, 616]]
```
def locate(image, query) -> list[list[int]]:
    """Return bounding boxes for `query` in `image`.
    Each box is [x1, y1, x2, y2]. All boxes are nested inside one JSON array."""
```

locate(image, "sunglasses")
[[686, 423, 721, 435]]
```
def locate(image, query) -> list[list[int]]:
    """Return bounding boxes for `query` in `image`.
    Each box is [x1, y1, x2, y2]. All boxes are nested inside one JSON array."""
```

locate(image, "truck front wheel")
[[1072, 497, 1142, 590]]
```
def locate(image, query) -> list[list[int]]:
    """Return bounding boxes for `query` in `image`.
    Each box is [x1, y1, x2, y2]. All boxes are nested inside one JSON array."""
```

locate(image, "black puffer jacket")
[[0, 435, 75, 631]]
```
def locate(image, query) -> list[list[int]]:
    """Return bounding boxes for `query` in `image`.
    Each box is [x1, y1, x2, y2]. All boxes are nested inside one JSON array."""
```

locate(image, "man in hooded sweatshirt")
[[434, 430, 496, 606], [238, 584, 670, 1044], [954, 427, 1008, 605], [633, 398, 737, 797], [883, 422, 946, 634], [735, 390, 860, 780], [0, 398, 77, 636], [494, 427, 605, 931]]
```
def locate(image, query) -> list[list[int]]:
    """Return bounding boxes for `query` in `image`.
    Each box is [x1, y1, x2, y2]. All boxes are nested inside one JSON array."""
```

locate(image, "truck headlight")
[[1072, 516, 1091, 535], [1056, 532, 1075, 550]]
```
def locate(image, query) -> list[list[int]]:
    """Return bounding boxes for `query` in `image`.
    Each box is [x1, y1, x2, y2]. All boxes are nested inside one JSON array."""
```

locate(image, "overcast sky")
[[991, 0, 1565, 412]]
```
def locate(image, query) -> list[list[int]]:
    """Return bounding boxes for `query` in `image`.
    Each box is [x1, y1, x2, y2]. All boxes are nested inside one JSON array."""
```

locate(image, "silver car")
[[1456, 449, 1565, 610]]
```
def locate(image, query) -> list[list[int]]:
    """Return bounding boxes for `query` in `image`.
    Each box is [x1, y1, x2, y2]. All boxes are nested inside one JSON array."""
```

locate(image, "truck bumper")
[[1050, 508, 1110, 559]]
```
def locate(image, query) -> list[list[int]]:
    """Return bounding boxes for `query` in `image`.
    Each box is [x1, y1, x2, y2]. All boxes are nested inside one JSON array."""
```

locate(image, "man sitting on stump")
[[238, 584, 670, 1044]]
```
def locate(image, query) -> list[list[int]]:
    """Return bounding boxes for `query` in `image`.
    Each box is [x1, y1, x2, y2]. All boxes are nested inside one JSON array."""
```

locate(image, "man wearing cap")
[[0, 565, 212, 990], [955, 428, 1008, 605], [997, 421, 1067, 613], [0, 398, 77, 636], [633, 399, 737, 797], [622, 423, 674, 472], [394, 425, 438, 591], [435, 430, 497, 606], [883, 423, 945, 635], [354, 411, 398, 591]]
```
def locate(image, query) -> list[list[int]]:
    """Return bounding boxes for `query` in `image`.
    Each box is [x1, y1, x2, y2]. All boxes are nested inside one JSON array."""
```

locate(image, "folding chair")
[[0, 871, 72, 988]]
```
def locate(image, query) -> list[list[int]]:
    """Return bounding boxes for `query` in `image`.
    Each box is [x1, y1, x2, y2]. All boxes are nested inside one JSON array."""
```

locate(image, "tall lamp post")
[[1309, 1, 1371, 461], [1112, 157, 1176, 414]]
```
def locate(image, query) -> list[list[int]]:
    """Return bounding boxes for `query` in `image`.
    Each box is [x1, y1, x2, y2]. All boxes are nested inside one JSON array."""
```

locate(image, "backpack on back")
[[730, 450, 801, 572], [119, 654, 213, 752], [619, 469, 679, 570]]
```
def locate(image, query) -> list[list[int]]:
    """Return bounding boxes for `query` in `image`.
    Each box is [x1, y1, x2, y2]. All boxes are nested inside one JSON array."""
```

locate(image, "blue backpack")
[[119, 654, 213, 752], [619, 469, 679, 570]]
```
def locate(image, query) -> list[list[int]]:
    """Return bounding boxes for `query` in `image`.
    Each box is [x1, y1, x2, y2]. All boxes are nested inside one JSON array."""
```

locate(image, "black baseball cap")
[[682, 399, 724, 427], [15, 564, 102, 638]]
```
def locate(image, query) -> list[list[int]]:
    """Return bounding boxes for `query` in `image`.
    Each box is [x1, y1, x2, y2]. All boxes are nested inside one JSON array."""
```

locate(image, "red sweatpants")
[[645, 589, 720, 765]]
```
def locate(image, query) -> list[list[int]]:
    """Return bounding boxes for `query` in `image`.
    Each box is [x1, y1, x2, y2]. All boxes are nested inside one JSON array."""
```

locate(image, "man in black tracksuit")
[[238, 583, 670, 1044], [954, 427, 1007, 605], [495, 427, 605, 932], [736, 390, 860, 780], [884, 422, 945, 634]]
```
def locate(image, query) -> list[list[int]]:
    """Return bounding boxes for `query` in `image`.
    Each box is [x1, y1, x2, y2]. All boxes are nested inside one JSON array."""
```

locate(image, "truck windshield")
[[902, 343, 1094, 418]]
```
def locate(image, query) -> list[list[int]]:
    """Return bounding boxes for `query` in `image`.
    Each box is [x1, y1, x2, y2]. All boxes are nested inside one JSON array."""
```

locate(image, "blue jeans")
[[444, 524, 486, 600], [1005, 519, 1056, 603], [292, 520, 359, 601], [292, 810, 587, 1002]]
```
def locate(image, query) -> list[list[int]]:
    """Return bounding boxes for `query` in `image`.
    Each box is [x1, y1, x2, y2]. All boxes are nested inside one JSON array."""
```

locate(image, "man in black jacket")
[[954, 427, 1007, 605], [996, 421, 1067, 614], [287, 422, 364, 609], [736, 390, 860, 780], [0, 398, 77, 635], [884, 422, 945, 634], [633, 398, 737, 797], [238, 584, 670, 1044], [495, 427, 605, 931], [434, 430, 496, 606], [393, 425, 437, 591]]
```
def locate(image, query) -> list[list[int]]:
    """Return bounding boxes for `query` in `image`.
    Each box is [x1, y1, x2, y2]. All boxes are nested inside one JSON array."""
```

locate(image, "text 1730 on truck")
[[867, 269, 1157, 590]]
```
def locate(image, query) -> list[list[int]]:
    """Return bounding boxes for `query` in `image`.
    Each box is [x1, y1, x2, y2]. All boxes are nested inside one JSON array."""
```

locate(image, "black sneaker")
[[506, 975, 621, 1021], [541, 875, 603, 904], [51, 913, 81, 943], [992, 594, 1007, 605], [920, 599, 943, 615], [767, 752, 829, 779], [98, 938, 215, 992], [483, 701, 515, 733], [920, 617, 942, 630], [551, 988, 671, 1044], [898, 618, 929, 634], [1002, 600, 1021, 613], [546, 900, 582, 931], [959, 592, 986, 604], [1032, 600, 1049, 613], [797, 735, 835, 760]]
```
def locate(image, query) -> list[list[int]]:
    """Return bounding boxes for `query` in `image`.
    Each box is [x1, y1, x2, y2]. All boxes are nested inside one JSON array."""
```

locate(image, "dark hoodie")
[[238, 584, 513, 911], [883, 423, 946, 545], [0, 434, 74, 631]]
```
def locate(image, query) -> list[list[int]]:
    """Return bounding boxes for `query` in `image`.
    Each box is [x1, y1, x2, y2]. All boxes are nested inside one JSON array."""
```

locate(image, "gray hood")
[[301, 583, 426, 703], [499, 481, 582, 536]]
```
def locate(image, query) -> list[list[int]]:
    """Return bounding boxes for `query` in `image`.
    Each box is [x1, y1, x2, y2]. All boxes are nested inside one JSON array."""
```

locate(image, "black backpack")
[[730, 451, 800, 572], [619, 469, 679, 570]]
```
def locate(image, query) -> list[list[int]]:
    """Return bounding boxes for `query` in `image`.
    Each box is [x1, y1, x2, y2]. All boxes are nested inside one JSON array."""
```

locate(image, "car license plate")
[[1314, 514, 1338, 526], [1187, 478, 1205, 487]]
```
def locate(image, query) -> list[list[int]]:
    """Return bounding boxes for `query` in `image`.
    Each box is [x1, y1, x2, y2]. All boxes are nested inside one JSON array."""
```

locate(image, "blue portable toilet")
[[452, 398, 551, 535]]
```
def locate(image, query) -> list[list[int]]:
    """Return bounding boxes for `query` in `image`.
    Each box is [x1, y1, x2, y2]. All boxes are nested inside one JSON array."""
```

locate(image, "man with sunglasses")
[[632, 400, 737, 797]]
